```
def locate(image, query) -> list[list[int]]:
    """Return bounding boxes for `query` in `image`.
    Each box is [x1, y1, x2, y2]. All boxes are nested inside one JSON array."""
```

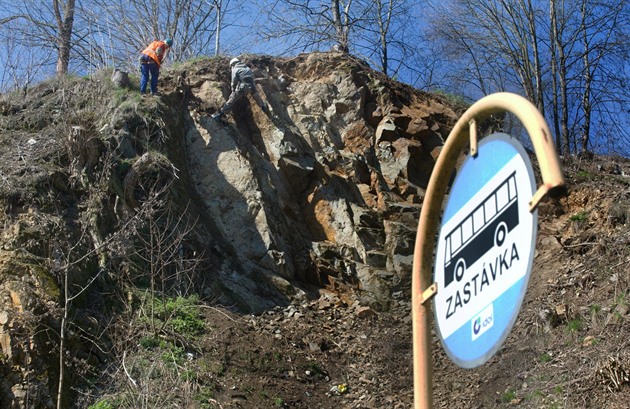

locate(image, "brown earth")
[[83, 149, 630, 408]]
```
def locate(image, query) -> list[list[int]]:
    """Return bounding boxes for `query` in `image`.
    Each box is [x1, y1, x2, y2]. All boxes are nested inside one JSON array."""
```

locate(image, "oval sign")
[[433, 133, 538, 368]]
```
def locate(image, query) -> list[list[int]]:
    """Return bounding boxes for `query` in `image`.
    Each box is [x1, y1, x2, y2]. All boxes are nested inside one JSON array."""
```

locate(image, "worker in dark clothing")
[[213, 58, 270, 121], [139, 38, 173, 95]]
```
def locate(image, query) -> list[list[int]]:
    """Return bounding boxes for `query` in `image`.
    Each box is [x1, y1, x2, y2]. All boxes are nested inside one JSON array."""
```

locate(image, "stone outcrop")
[[0, 52, 462, 406], [172, 52, 460, 310]]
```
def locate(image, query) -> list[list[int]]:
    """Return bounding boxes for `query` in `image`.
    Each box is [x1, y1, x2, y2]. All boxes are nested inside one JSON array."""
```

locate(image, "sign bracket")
[[529, 184, 554, 212], [469, 119, 478, 157], [419, 283, 438, 305]]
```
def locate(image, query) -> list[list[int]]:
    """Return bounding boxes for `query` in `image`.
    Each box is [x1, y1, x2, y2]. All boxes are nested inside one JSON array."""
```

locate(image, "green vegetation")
[[615, 291, 627, 304], [161, 296, 205, 335], [139, 293, 205, 336], [181, 369, 197, 381], [133, 294, 206, 370], [86, 293, 210, 407], [30, 262, 61, 299], [88, 398, 118, 409], [196, 387, 216, 408], [112, 87, 142, 106], [115, 92, 144, 113], [159, 343, 186, 366], [539, 353, 552, 363], [567, 317, 584, 332], [569, 211, 588, 221], [501, 387, 516, 403], [210, 362, 226, 376], [304, 362, 329, 380], [138, 335, 160, 349], [589, 304, 601, 315], [433, 89, 470, 108]]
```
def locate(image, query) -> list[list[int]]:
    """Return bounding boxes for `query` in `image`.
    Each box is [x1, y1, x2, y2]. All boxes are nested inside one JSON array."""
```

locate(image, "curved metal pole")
[[411, 92, 566, 408]]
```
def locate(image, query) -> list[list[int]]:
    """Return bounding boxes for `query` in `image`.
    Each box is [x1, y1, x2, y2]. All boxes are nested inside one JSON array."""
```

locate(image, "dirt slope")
[[142, 158, 629, 409]]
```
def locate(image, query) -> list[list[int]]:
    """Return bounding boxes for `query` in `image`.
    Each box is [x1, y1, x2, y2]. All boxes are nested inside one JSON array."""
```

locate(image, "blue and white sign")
[[434, 133, 538, 368]]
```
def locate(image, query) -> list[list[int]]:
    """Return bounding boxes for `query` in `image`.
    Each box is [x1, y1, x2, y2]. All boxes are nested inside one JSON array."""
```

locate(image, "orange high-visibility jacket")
[[142, 41, 168, 66]]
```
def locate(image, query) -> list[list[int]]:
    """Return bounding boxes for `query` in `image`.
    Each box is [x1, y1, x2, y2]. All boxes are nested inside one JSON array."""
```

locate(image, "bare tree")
[[428, 0, 546, 108], [259, 0, 430, 80], [203, 0, 245, 56], [331, 0, 353, 52], [427, 0, 630, 156], [547, 0, 629, 155], [548, 0, 564, 154], [0, 22, 47, 92], [49, 129, 202, 408], [53, 225, 106, 409], [0, 1, 80, 77], [208, 0, 224, 56], [260, 0, 369, 53], [575, 0, 629, 155], [51, 189, 202, 408], [82, 0, 219, 71], [354, 0, 418, 77], [373, 0, 398, 73]]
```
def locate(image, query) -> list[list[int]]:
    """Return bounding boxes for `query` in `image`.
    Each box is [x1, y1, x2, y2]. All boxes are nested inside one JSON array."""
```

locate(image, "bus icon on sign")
[[443, 171, 519, 287]]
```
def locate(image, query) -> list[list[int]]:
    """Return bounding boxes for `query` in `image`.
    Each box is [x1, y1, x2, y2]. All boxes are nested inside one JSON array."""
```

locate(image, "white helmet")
[[229, 57, 240, 67]]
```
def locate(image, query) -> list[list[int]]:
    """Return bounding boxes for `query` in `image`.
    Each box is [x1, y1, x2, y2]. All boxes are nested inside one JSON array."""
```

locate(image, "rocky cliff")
[[0, 52, 462, 406], [173, 53, 461, 311]]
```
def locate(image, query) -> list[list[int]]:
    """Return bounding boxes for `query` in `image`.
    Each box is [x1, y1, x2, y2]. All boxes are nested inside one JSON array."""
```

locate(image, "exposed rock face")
[[176, 52, 460, 310], [0, 52, 462, 406]]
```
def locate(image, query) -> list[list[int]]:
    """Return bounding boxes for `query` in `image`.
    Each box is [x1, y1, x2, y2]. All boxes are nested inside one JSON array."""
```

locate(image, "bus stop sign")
[[434, 133, 538, 368]]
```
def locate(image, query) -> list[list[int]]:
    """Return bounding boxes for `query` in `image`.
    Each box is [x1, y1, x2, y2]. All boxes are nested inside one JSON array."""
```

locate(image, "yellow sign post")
[[411, 92, 567, 408]]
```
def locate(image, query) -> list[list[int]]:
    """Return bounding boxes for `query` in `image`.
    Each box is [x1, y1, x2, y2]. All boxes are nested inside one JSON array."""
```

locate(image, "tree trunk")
[[215, 1, 221, 56], [551, 0, 571, 155], [376, 0, 393, 75], [523, 0, 544, 114], [53, 0, 76, 75], [331, 0, 349, 52], [549, 0, 562, 155], [579, 0, 592, 155]]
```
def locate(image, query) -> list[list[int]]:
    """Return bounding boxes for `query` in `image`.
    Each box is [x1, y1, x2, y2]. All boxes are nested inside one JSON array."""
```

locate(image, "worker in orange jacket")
[[139, 38, 173, 95]]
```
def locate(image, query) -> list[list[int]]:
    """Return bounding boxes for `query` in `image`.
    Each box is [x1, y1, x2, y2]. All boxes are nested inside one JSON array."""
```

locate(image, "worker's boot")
[[264, 103, 272, 116]]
